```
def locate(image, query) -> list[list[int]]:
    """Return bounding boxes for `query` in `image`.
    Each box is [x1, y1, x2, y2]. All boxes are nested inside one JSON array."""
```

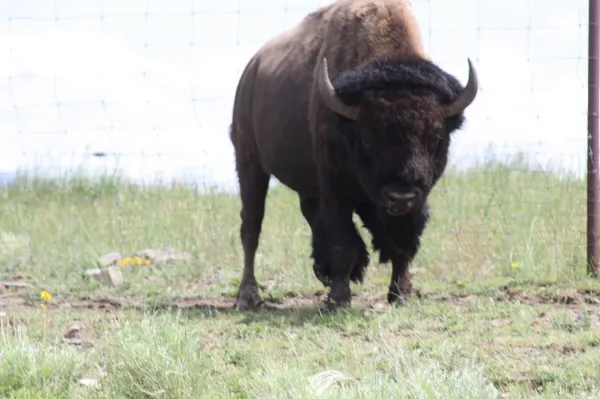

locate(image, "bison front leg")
[[386, 206, 429, 305], [387, 249, 417, 305], [321, 203, 368, 310], [299, 196, 333, 287]]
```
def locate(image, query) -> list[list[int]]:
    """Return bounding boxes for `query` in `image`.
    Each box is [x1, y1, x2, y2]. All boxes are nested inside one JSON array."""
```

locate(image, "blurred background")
[[0, 0, 591, 190]]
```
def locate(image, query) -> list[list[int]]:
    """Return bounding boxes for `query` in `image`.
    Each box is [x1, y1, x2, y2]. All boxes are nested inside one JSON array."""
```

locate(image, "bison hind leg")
[[232, 122, 271, 310]]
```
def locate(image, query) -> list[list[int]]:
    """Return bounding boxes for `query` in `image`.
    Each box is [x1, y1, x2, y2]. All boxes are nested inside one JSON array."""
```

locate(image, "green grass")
[[1, 157, 600, 398]]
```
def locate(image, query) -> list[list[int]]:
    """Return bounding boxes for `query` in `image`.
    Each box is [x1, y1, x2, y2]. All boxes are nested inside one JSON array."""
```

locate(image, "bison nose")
[[383, 189, 420, 216], [386, 191, 417, 203]]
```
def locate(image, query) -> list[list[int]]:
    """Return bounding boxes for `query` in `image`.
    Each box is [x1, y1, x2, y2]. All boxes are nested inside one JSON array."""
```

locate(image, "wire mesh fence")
[[0, 0, 595, 300]]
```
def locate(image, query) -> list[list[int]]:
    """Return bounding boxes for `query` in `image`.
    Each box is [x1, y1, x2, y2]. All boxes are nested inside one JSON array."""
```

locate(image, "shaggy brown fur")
[[230, 0, 478, 310]]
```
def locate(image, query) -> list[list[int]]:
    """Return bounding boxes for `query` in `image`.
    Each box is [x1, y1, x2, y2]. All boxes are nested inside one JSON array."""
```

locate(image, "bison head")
[[318, 57, 478, 217]]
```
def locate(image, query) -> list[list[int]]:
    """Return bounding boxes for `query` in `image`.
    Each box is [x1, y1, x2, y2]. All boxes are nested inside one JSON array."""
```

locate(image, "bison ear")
[[318, 58, 360, 121]]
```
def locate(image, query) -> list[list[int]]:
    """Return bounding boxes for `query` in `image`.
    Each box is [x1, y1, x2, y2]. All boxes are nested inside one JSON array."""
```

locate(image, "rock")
[[85, 266, 124, 286], [136, 248, 192, 264], [64, 322, 84, 339], [106, 266, 124, 286], [78, 378, 99, 386], [136, 249, 158, 261], [98, 252, 122, 267], [77, 365, 108, 387], [85, 268, 102, 278]]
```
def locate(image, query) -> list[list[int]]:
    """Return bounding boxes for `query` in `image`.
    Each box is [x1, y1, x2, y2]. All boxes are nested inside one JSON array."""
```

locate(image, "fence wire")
[[0, 0, 595, 295]]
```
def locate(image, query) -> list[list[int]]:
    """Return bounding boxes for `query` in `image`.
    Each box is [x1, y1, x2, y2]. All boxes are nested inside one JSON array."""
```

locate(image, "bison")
[[229, 0, 478, 310]]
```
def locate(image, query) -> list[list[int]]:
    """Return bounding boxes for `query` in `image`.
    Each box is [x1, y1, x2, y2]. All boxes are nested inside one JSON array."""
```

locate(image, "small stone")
[[64, 322, 83, 339], [106, 266, 124, 286], [86, 266, 124, 286], [136, 248, 192, 264], [78, 378, 99, 386], [136, 249, 157, 261], [85, 268, 102, 278], [98, 252, 122, 267]]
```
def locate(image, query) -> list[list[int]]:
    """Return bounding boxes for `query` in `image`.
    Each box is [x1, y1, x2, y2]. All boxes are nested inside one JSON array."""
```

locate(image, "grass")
[[1, 157, 600, 398]]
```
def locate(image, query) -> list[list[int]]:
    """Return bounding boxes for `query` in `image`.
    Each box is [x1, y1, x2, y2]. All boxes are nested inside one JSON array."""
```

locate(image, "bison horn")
[[318, 57, 360, 121], [442, 58, 478, 117]]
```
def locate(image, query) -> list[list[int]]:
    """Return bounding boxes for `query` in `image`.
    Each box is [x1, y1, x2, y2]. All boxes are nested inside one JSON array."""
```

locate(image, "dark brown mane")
[[333, 58, 467, 109]]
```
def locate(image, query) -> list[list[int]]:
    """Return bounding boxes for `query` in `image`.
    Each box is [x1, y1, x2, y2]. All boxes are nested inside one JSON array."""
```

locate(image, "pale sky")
[[0, 0, 591, 188]]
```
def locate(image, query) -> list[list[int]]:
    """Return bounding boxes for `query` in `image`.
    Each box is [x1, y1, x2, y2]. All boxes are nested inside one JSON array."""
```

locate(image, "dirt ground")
[[3, 286, 599, 314]]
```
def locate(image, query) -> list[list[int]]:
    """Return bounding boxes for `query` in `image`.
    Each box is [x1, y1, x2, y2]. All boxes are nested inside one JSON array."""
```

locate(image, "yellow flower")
[[511, 262, 518, 269], [40, 290, 52, 301], [116, 255, 152, 267], [117, 257, 132, 267], [40, 303, 45, 309]]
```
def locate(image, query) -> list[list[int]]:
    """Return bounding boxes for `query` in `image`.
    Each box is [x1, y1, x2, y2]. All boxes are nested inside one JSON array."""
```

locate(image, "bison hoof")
[[236, 285, 263, 310], [387, 288, 412, 306], [324, 296, 351, 311], [326, 283, 351, 310]]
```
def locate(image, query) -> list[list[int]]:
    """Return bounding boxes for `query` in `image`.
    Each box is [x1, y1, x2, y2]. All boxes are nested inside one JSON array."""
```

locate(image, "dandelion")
[[39, 289, 52, 309], [117, 255, 152, 267], [117, 257, 133, 267], [132, 256, 143, 266], [511, 262, 519, 269], [39, 290, 52, 342], [40, 290, 52, 301]]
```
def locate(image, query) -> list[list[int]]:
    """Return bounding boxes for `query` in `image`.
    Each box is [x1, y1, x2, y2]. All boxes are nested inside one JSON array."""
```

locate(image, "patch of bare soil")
[[424, 287, 600, 307], [2, 287, 600, 313]]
